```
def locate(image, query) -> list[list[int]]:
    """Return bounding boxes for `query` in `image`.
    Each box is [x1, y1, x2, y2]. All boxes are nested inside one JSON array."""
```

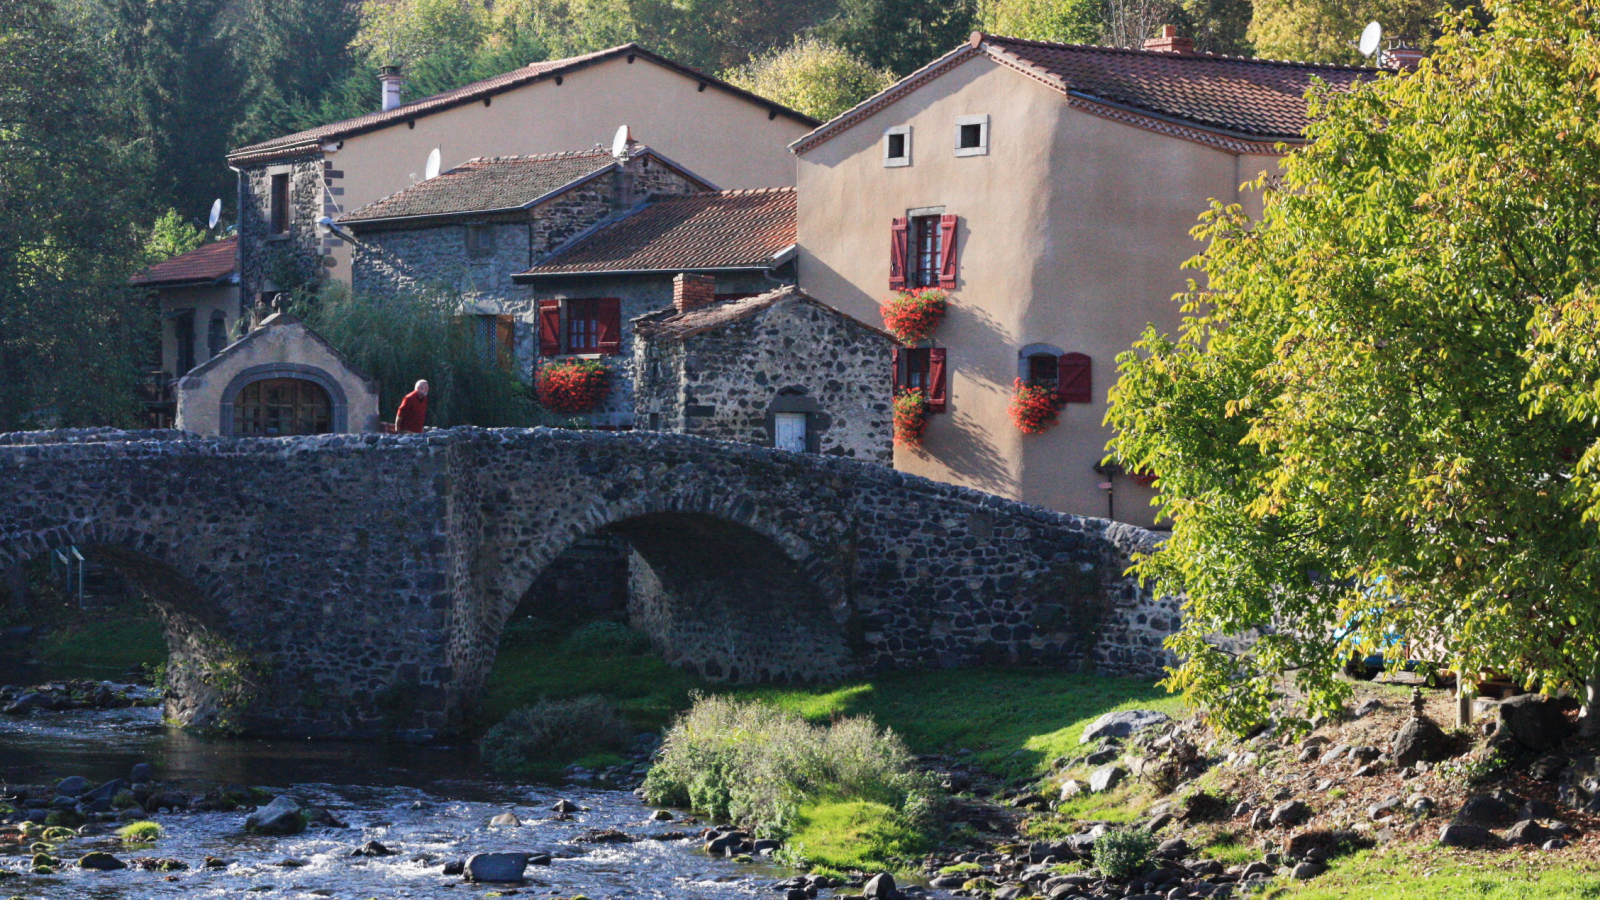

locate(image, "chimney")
[[1383, 40, 1425, 70], [673, 273, 716, 313], [1143, 25, 1194, 54], [379, 65, 404, 111]]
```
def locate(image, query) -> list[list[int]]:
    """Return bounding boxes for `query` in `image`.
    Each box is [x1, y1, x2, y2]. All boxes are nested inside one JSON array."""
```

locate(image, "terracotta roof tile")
[[338, 150, 619, 225], [130, 236, 237, 287], [227, 44, 816, 165], [635, 285, 897, 343], [793, 33, 1372, 154], [518, 188, 795, 277]]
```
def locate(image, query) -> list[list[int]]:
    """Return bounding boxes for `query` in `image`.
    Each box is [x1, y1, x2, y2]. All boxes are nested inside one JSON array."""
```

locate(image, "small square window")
[[883, 125, 912, 167], [466, 224, 496, 258], [954, 114, 989, 157]]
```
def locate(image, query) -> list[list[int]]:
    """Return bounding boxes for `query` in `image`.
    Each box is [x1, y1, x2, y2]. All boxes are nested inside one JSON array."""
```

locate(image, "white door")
[[774, 412, 807, 453]]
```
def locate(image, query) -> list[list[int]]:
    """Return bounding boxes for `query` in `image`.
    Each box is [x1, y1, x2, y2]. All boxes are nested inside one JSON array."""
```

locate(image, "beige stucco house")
[[130, 236, 242, 427], [792, 30, 1371, 526], [225, 44, 818, 307]]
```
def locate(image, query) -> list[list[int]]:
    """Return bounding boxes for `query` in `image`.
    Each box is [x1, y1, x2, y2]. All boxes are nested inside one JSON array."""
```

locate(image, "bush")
[[1093, 826, 1156, 880], [479, 696, 632, 776], [723, 38, 896, 122], [117, 821, 162, 842], [642, 695, 938, 839]]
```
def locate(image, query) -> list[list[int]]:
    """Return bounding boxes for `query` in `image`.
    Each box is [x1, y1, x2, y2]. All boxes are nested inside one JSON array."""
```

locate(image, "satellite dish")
[[207, 198, 222, 230], [611, 124, 632, 159], [424, 147, 442, 180], [1359, 21, 1383, 58]]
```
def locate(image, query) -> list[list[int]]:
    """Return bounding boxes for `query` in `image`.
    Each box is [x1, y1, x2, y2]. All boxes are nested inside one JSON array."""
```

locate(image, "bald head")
[[415, 379, 429, 396]]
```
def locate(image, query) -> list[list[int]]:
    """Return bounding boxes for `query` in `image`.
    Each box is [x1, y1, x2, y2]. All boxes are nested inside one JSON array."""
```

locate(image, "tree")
[[231, 0, 363, 147], [144, 209, 206, 264], [979, 0, 1103, 44], [724, 39, 895, 122], [354, 0, 491, 68], [1247, 0, 1449, 63], [1106, 0, 1600, 734], [0, 0, 153, 430], [816, 0, 980, 77]]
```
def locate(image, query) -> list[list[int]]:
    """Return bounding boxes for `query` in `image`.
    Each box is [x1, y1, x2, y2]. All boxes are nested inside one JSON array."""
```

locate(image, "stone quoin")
[[0, 427, 1177, 739]]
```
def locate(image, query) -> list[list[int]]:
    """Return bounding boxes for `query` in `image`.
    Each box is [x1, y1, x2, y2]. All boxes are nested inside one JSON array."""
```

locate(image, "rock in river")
[[244, 796, 305, 835], [464, 851, 530, 883]]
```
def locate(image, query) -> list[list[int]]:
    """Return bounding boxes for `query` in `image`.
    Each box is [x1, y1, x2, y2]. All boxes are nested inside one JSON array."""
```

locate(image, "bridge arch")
[[0, 525, 259, 733]]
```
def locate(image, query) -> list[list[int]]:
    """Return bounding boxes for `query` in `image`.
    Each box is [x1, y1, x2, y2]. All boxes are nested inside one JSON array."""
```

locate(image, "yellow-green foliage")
[[117, 821, 162, 842], [1279, 849, 1600, 899], [784, 800, 933, 876], [723, 38, 894, 122]]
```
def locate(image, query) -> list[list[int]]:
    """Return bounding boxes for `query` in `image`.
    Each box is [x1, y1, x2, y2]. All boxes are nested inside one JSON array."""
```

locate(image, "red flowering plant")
[[1008, 378, 1060, 434], [880, 288, 948, 344], [893, 388, 929, 447], [536, 359, 610, 414]]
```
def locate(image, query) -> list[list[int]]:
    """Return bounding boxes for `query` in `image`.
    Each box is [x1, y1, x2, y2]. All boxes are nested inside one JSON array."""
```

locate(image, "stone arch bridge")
[[0, 427, 1175, 738]]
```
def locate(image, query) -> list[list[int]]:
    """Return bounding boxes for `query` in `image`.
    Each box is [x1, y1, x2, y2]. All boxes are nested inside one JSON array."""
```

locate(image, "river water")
[[0, 699, 811, 899]]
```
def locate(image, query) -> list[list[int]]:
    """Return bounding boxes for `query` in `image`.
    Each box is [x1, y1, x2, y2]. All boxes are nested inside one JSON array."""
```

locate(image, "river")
[[0, 696, 817, 899]]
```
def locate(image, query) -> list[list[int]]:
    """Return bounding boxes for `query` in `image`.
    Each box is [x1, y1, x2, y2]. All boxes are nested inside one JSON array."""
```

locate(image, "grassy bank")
[[1268, 848, 1600, 899]]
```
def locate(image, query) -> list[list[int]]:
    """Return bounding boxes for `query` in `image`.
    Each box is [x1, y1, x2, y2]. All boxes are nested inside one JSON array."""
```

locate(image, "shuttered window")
[[892, 214, 958, 290], [889, 217, 909, 290], [1057, 352, 1091, 403], [552, 298, 623, 356], [911, 215, 941, 288], [538, 300, 561, 356], [899, 348, 948, 413]]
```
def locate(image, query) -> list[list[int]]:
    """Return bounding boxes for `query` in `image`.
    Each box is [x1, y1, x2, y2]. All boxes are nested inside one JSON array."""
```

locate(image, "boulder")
[[464, 851, 529, 883], [350, 840, 393, 857], [1088, 764, 1127, 793], [489, 812, 521, 827], [1291, 861, 1326, 880], [56, 776, 90, 797], [1393, 717, 1451, 768], [144, 792, 188, 813], [1080, 710, 1170, 744], [129, 763, 155, 783], [244, 796, 305, 835], [1521, 798, 1560, 820], [1269, 800, 1310, 828], [1439, 824, 1504, 849], [78, 852, 126, 871], [1504, 819, 1556, 846], [551, 799, 579, 814], [84, 779, 126, 803], [1455, 793, 1516, 828], [1559, 755, 1600, 813], [862, 872, 898, 899], [1058, 779, 1087, 802], [1497, 695, 1573, 753]]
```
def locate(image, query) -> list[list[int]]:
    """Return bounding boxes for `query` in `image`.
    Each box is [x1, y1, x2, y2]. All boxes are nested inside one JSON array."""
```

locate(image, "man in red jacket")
[[395, 379, 429, 433]]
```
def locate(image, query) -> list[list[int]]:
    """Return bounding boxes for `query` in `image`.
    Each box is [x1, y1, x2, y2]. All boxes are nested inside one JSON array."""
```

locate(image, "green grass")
[[1270, 849, 1600, 899], [116, 821, 162, 842], [31, 616, 166, 675], [1201, 832, 1259, 867], [783, 800, 934, 876]]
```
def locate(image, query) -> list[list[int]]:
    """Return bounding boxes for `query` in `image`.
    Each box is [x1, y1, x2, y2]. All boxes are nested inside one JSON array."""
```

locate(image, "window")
[[207, 311, 227, 359], [911, 215, 942, 288], [883, 125, 912, 167], [1027, 353, 1058, 389], [954, 114, 989, 157], [774, 412, 807, 453], [539, 298, 622, 356], [233, 378, 331, 436], [466, 224, 496, 259], [474, 314, 515, 370], [174, 311, 195, 376], [269, 173, 290, 235], [1017, 346, 1092, 403], [893, 347, 947, 412]]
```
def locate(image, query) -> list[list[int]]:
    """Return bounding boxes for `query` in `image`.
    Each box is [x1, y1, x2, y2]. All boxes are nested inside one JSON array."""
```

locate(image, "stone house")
[[224, 44, 817, 307], [129, 236, 242, 427], [175, 304, 380, 437], [791, 29, 1373, 525], [633, 285, 897, 463], [337, 144, 710, 378], [513, 187, 799, 428]]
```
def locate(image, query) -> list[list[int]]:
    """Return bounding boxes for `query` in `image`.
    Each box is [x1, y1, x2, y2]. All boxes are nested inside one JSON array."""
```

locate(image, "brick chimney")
[[379, 66, 404, 111], [1144, 25, 1194, 54], [1384, 40, 1425, 70], [673, 273, 715, 313]]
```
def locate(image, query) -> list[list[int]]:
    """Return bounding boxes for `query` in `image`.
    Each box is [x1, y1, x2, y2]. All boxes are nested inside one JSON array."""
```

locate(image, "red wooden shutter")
[[938, 214, 958, 289], [927, 347, 947, 412], [1058, 352, 1091, 403], [889, 217, 909, 290], [538, 300, 561, 356], [891, 346, 902, 394], [597, 297, 622, 354]]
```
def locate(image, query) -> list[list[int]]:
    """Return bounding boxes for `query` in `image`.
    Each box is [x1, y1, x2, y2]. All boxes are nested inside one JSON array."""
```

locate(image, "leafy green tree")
[[1106, 0, 1600, 734], [1172, 0, 1253, 55], [1247, 0, 1447, 63], [144, 209, 206, 265], [354, 0, 491, 68], [0, 0, 153, 430], [724, 39, 895, 121], [979, 0, 1103, 44], [817, 0, 980, 76], [231, 0, 363, 147]]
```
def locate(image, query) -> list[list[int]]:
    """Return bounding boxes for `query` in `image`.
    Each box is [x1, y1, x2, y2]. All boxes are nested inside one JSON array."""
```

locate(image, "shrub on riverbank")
[[479, 696, 632, 777], [642, 695, 938, 845], [117, 821, 162, 842]]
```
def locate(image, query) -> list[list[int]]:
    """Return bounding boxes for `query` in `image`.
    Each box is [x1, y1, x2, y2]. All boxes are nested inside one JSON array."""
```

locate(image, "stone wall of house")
[[515, 271, 781, 427], [238, 155, 331, 302], [634, 294, 895, 464], [0, 427, 1178, 738]]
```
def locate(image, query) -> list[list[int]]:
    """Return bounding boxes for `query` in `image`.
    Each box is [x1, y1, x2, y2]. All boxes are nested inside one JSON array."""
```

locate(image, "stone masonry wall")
[[634, 294, 895, 463], [0, 427, 1178, 738], [239, 155, 330, 302]]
